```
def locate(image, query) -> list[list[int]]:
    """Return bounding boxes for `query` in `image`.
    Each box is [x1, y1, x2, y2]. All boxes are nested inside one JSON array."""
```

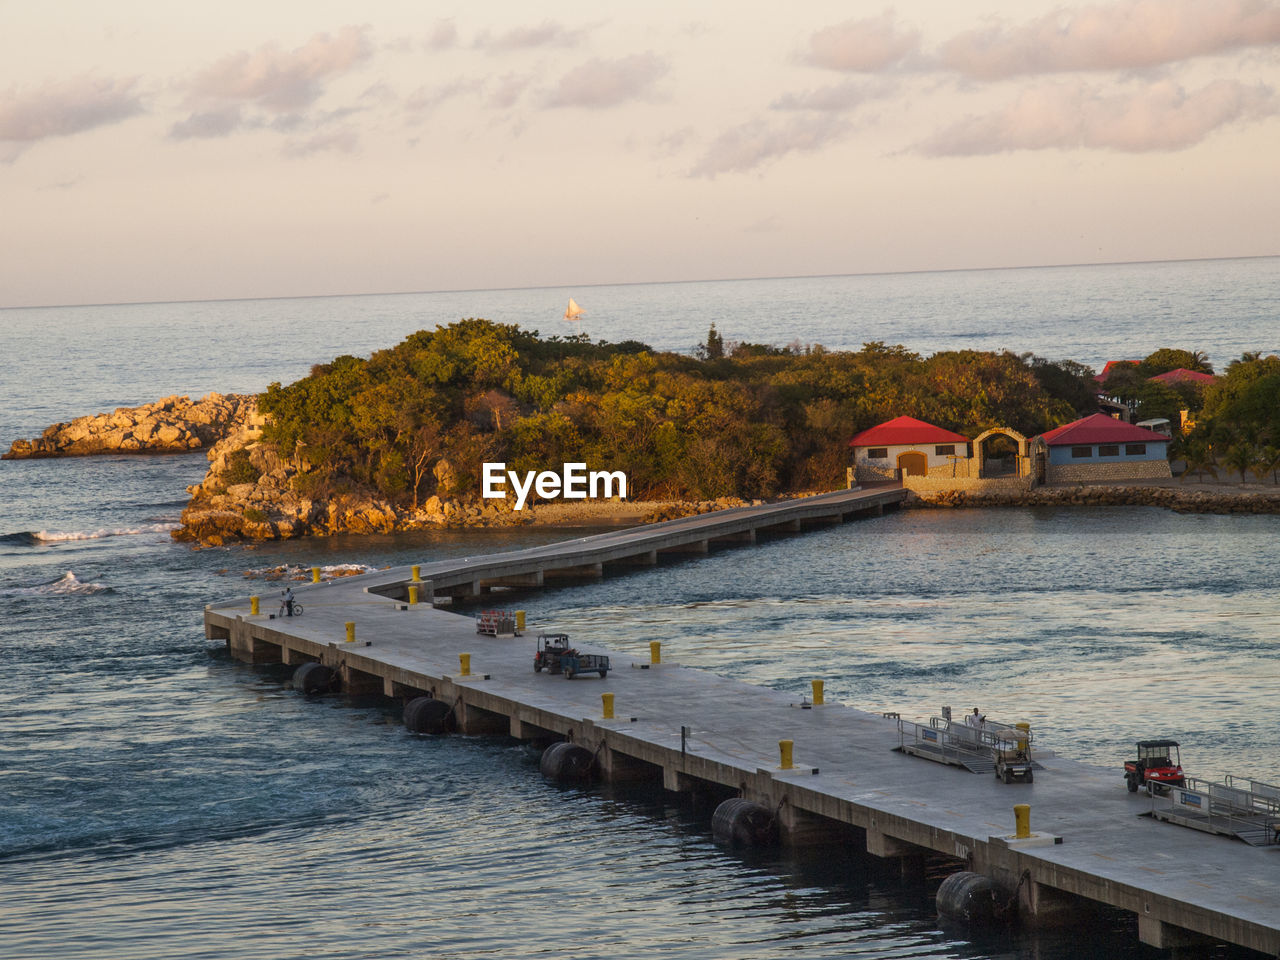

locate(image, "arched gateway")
[[972, 427, 1028, 478]]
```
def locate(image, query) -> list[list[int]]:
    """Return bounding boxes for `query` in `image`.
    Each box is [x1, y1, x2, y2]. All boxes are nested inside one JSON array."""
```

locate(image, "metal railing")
[[1152, 775, 1280, 845], [898, 716, 1033, 769]]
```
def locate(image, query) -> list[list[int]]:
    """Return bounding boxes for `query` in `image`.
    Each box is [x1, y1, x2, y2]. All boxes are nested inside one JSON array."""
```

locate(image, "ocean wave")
[[7, 571, 112, 596], [29, 523, 180, 543], [0, 531, 39, 546]]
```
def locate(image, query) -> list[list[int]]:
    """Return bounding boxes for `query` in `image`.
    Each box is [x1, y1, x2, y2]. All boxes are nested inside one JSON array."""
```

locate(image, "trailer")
[[560, 652, 610, 679]]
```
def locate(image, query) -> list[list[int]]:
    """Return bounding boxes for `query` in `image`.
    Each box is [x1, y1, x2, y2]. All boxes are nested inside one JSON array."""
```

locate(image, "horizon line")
[[4, 252, 1276, 312]]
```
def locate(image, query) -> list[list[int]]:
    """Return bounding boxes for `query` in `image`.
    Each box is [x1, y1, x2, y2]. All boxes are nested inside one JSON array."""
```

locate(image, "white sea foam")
[[11, 571, 111, 595], [239, 562, 377, 581], [33, 523, 180, 543]]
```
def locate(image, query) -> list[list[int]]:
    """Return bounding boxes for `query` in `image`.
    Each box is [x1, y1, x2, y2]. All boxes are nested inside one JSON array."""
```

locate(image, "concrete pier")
[[204, 488, 1280, 956]]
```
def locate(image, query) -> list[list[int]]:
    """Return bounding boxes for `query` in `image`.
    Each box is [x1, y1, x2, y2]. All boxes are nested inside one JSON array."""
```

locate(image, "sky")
[[3, 0, 1279, 307]]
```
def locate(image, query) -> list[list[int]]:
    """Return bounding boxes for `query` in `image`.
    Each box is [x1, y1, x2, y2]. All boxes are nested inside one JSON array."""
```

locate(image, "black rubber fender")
[[936, 871, 1002, 924], [539, 741, 595, 782], [711, 798, 778, 846], [403, 696, 453, 734], [292, 662, 339, 695]]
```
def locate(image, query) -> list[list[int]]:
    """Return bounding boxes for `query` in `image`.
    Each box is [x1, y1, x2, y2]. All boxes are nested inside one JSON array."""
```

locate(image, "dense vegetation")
[[256, 320, 1279, 506], [1184, 354, 1280, 483], [257, 320, 1092, 507]]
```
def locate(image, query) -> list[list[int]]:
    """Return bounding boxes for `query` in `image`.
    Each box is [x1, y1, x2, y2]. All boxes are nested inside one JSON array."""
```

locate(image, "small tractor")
[[1124, 739, 1185, 794], [533, 633, 573, 674]]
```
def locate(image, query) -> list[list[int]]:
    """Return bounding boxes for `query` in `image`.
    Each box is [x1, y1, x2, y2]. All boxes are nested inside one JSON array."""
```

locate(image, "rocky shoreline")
[[907, 482, 1280, 514], [2, 393, 257, 459]]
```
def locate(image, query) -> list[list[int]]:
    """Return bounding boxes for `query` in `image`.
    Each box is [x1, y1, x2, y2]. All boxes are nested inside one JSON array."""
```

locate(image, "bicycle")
[[278, 601, 304, 617]]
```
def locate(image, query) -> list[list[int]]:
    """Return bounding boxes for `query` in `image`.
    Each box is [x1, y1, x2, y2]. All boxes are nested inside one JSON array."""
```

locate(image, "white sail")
[[564, 297, 584, 321]]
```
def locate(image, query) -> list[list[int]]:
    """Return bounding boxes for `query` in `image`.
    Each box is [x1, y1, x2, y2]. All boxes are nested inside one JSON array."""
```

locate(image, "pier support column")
[[229, 617, 282, 663], [281, 645, 313, 666], [338, 663, 383, 697], [775, 801, 837, 847], [595, 742, 662, 783], [544, 562, 604, 579], [614, 550, 658, 566], [711, 529, 755, 545], [1137, 917, 1216, 951], [661, 539, 709, 555], [865, 830, 926, 878], [1018, 880, 1083, 925], [454, 699, 510, 735]]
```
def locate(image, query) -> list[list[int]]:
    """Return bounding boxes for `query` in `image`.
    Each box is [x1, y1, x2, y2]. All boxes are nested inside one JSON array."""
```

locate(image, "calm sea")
[[2, 258, 1277, 959]]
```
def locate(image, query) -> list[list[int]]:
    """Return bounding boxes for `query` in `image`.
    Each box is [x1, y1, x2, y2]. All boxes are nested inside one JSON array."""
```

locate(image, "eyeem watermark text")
[[482, 462, 627, 511]]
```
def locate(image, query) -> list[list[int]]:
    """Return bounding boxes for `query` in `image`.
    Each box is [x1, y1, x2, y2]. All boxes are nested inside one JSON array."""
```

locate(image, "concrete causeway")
[[204, 487, 1280, 955]]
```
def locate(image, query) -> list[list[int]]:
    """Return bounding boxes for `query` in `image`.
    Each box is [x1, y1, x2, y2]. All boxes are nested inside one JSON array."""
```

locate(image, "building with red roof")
[[848, 416, 970, 481], [1033, 413, 1171, 483], [1149, 368, 1216, 387]]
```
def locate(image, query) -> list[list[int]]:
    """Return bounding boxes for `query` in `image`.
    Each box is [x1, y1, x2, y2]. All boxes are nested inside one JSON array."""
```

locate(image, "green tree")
[[1138, 348, 1213, 377]]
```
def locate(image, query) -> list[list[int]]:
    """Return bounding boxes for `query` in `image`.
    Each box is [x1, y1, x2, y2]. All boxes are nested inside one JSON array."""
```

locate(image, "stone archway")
[[972, 428, 1028, 478], [897, 450, 928, 477]]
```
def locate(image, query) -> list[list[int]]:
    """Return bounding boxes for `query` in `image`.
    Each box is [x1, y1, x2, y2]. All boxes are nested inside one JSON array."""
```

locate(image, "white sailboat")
[[564, 297, 584, 338]]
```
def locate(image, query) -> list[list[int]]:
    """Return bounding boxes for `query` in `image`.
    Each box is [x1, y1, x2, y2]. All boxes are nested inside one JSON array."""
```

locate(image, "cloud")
[[0, 75, 143, 154], [771, 80, 892, 113], [915, 78, 1279, 155], [282, 127, 359, 157], [690, 115, 851, 177], [183, 26, 372, 113], [940, 0, 1280, 79], [488, 74, 532, 110], [425, 20, 458, 51], [545, 53, 666, 108], [804, 13, 920, 72], [170, 106, 247, 140], [475, 20, 584, 53], [405, 79, 483, 116]]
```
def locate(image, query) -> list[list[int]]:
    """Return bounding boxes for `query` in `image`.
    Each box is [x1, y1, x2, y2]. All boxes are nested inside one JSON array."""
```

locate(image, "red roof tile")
[[1039, 413, 1169, 446], [1149, 368, 1216, 386], [848, 416, 969, 448], [1093, 360, 1138, 384]]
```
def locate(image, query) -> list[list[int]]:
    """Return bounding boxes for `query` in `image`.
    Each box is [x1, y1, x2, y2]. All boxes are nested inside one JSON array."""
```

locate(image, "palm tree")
[[1180, 436, 1217, 483], [1224, 441, 1255, 485], [1252, 444, 1280, 485]]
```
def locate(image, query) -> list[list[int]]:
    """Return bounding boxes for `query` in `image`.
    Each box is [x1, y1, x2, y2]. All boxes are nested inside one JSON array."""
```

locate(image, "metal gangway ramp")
[[896, 715, 1031, 776], [1149, 774, 1280, 846]]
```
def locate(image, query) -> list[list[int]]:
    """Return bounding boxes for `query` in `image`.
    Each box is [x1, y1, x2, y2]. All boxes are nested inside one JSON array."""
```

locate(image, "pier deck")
[[204, 489, 1279, 955]]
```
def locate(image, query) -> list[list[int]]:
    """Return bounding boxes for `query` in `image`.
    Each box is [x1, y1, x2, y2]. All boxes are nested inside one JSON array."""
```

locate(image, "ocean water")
[[2, 259, 1277, 959]]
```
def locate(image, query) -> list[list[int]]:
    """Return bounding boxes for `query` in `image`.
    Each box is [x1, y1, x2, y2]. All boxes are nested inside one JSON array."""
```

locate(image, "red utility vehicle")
[[1124, 739, 1185, 794]]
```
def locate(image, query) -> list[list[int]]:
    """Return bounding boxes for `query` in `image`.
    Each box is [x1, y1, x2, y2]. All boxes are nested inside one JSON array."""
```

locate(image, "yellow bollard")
[[408, 585, 419, 605], [779, 739, 794, 770], [650, 640, 661, 664], [1016, 721, 1030, 753], [1014, 804, 1031, 839], [811, 679, 825, 705], [250, 596, 260, 616], [516, 610, 525, 632], [459, 653, 471, 676], [345, 621, 355, 644], [411, 565, 421, 582], [311, 566, 320, 583], [602, 692, 615, 720]]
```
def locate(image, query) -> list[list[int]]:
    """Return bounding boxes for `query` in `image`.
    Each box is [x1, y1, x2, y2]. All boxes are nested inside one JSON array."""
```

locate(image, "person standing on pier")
[[283, 586, 295, 617]]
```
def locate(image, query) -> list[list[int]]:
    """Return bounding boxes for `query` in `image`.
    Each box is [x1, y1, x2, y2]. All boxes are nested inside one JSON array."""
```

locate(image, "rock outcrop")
[[3, 393, 256, 459], [907, 484, 1280, 514]]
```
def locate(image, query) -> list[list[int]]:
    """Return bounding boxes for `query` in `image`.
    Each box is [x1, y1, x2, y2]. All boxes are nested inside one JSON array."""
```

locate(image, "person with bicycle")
[[282, 586, 296, 617]]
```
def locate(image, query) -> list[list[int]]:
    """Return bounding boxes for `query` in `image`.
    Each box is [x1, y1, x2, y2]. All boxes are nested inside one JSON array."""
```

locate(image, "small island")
[[6, 322, 1278, 546]]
